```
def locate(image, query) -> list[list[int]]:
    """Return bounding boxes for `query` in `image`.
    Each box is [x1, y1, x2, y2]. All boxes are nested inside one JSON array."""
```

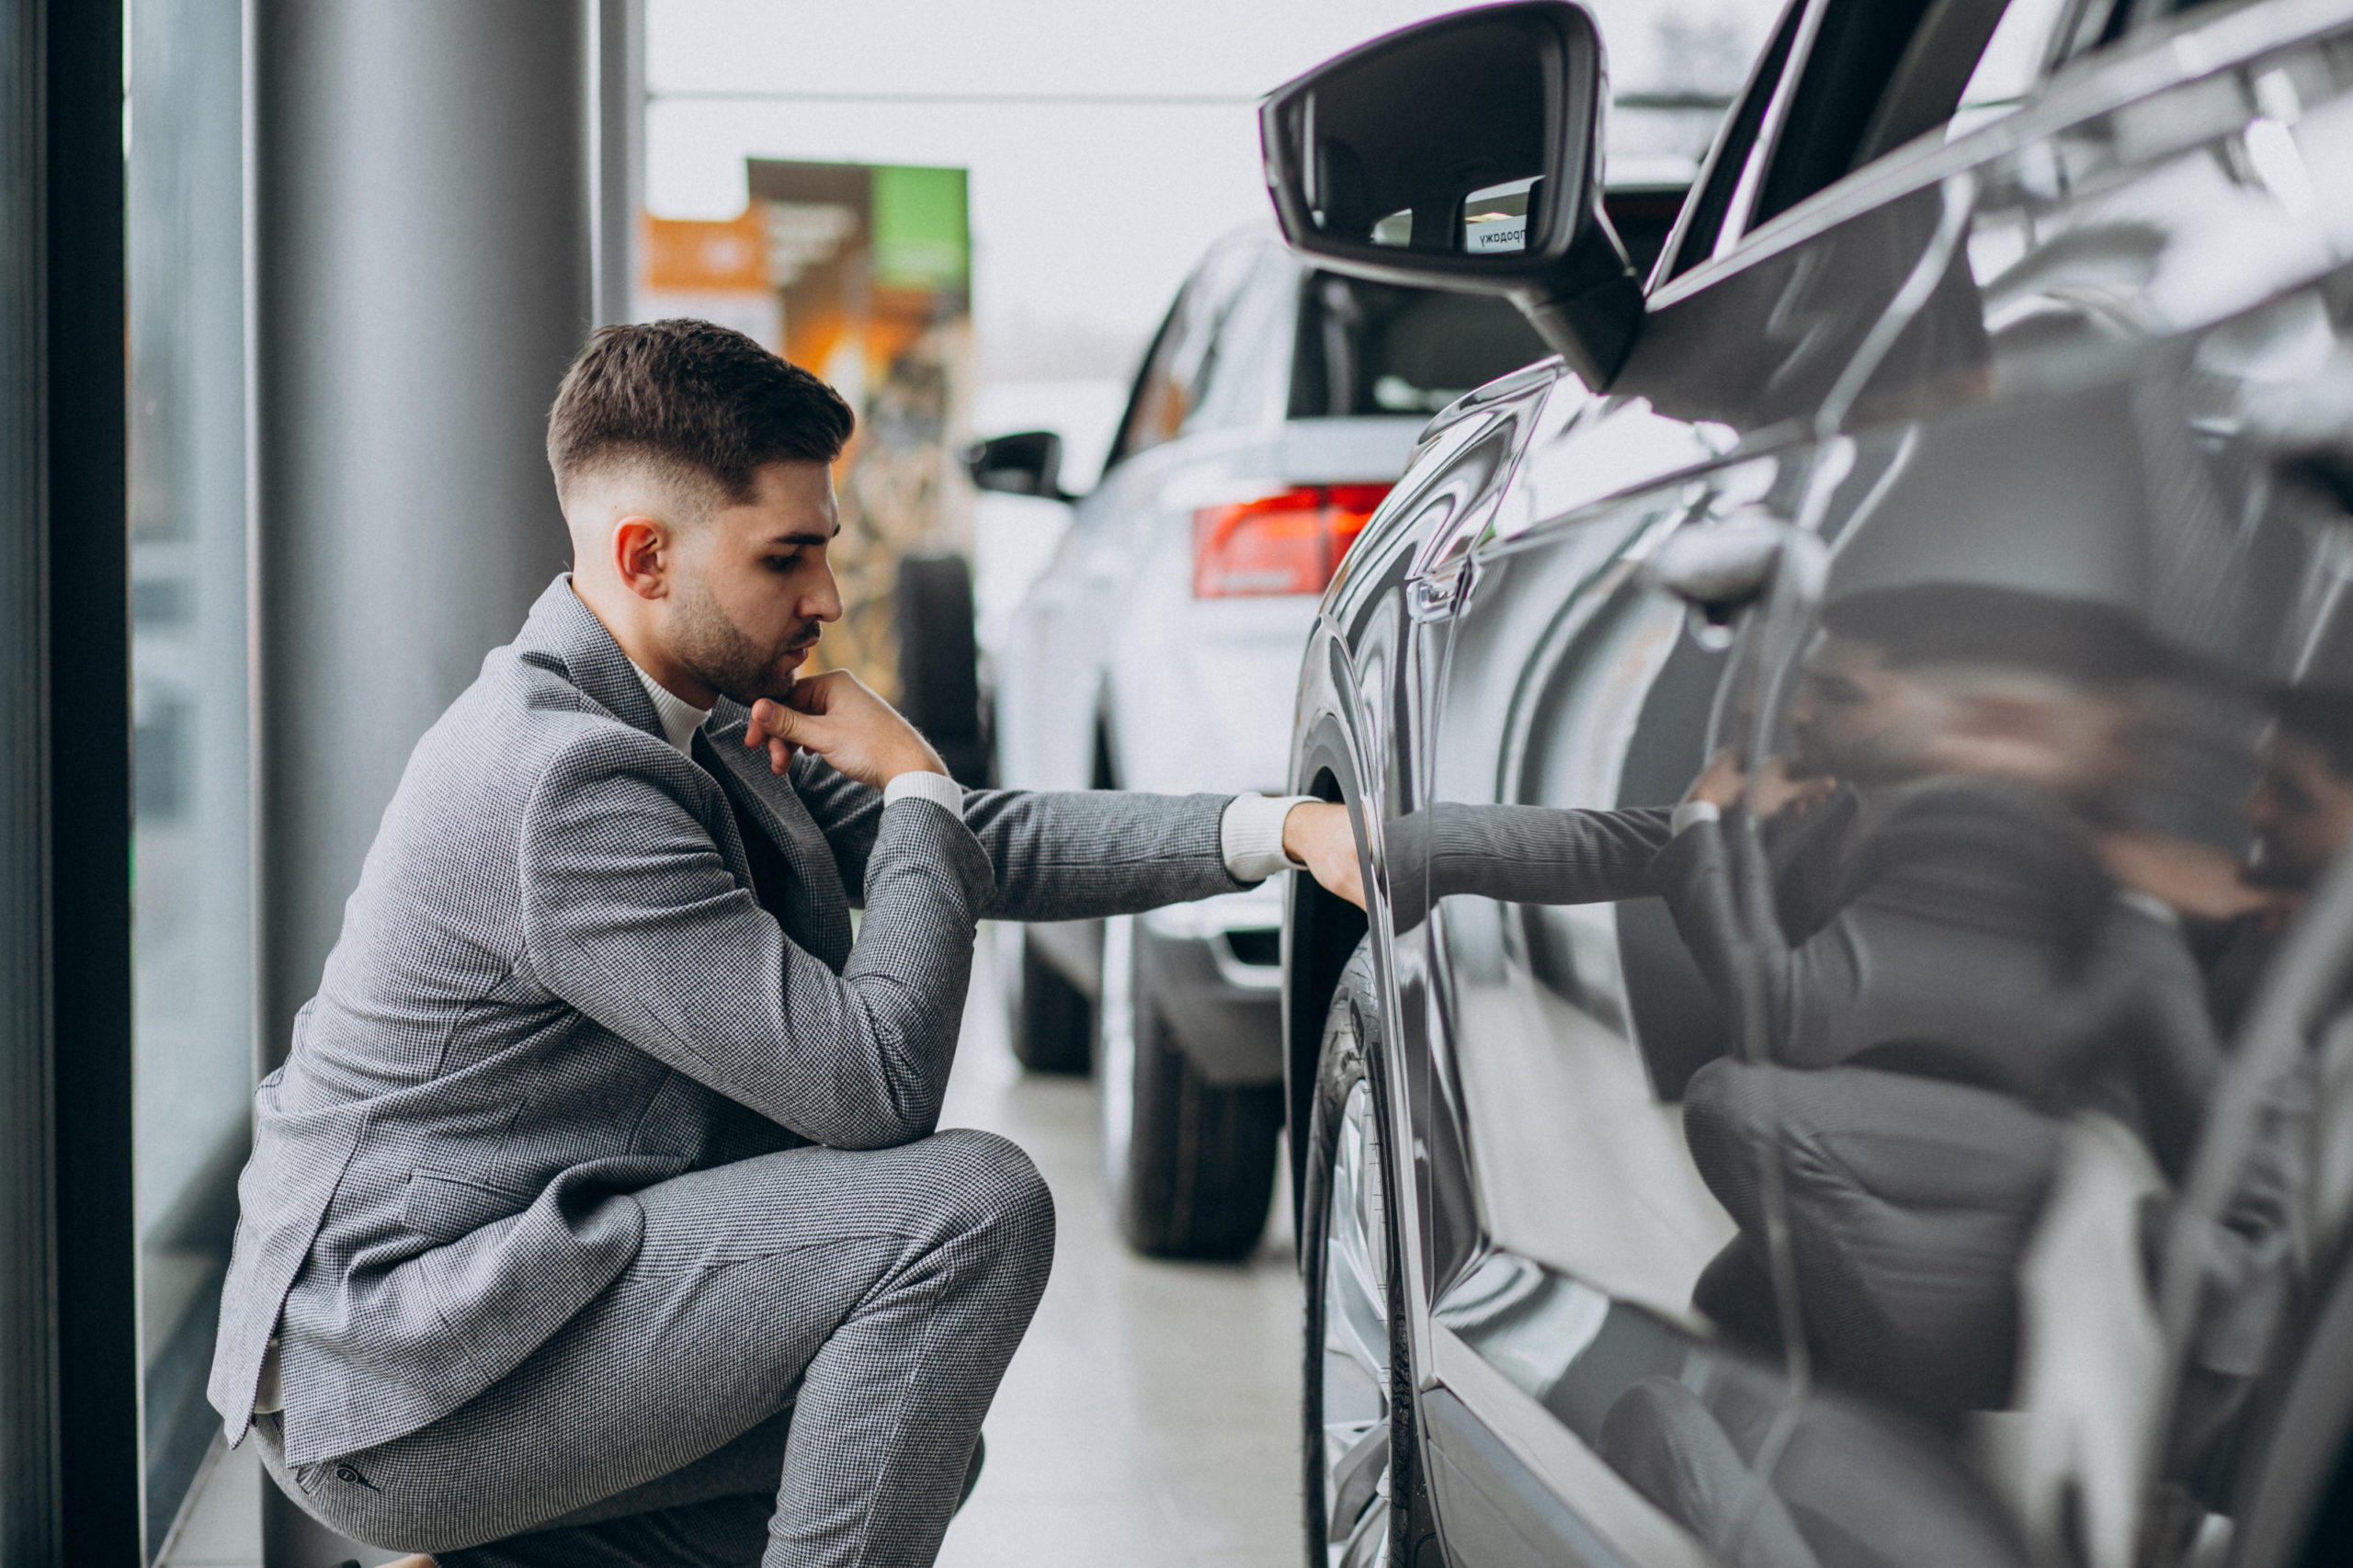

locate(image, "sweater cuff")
[[1222, 793, 1315, 883], [1671, 800, 1721, 835], [883, 769, 966, 817]]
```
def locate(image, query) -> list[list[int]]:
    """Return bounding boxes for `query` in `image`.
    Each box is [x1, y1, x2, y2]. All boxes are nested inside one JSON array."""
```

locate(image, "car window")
[[1935, 0, 2082, 141], [1107, 238, 1261, 466], [1690, 0, 2081, 256], [1662, 0, 1807, 283], [1288, 277, 1550, 418], [1755, 0, 1985, 226], [1187, 249, 1298, 433]]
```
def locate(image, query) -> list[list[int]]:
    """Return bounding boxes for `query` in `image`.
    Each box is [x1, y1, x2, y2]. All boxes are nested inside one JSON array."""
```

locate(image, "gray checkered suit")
[[209, 576, 1245, 1565]]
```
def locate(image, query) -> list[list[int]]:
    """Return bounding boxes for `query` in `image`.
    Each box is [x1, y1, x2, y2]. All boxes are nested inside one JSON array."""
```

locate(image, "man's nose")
[[806, 562, 844, 623]]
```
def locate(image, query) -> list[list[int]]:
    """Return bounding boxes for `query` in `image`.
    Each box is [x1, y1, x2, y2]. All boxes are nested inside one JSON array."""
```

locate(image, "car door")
[[1394, 1, 2192, 1563], [1708, 6, 2353, 1567], [1405, 1, 2353, 1564]]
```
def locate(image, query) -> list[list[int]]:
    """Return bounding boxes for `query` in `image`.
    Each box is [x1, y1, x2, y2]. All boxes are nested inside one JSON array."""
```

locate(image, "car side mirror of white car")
[[1257, 1, 1641, 390], [963, 430, 1075, 504]]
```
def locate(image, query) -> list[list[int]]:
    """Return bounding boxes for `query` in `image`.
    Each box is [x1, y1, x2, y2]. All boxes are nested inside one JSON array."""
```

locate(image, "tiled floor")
[[161, 925, 1302, 1567], [156, 1437, 265, 1568]]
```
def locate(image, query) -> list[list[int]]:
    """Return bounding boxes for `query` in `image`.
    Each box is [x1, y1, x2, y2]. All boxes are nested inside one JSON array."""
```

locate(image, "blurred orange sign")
[[642, 210, 767, 291]]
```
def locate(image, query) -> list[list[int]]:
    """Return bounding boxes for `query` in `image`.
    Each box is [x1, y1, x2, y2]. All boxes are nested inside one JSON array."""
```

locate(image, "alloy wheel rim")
[[1322, 1074, 1392, 1568]]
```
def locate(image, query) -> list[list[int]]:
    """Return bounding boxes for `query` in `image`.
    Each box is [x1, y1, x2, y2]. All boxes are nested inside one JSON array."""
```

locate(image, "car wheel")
[[1099, 914, 1281, 1260], [893, 551, 988, 788], [1303, 940, 1439, 1568], [1003, 925, 1093, 1075]]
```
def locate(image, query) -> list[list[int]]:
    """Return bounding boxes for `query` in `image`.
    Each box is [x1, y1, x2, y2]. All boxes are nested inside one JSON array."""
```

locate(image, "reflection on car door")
[[1392, 1, 2219, 1563], [1405, 3, 2353, 1565], [1719, 9, 2353, 1568]]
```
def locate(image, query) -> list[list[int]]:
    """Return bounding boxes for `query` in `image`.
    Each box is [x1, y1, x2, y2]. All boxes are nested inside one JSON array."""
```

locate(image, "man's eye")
[[764, 554, 800, 572]]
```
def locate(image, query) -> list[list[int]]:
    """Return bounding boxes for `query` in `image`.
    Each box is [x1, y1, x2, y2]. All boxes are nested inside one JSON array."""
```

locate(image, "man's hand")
[[1684, 748, 1834, 819], [2098, 828, 2282, 923], [1284, 801, 1364, 909], [745, 670, 945, 790]]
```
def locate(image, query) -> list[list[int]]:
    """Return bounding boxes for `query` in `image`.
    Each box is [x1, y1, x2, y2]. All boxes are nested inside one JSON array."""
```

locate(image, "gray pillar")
[[592, 0, 644, 327], [252, 14, 591, 1551], [252, 0, 592, 1071]]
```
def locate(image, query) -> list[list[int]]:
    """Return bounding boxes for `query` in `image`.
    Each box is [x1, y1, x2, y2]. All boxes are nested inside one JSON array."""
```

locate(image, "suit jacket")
[[210, 577, 1244, 1465]]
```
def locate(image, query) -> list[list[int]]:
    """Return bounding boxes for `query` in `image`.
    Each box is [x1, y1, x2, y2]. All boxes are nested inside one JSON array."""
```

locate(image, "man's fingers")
[[747, 697, 823, 765], [750, 695, 819, 737], [783, 670, 848, 715]]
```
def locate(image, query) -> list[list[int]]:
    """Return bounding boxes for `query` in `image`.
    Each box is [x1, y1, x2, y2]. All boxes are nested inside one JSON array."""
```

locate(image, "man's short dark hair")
[[546, 319, 855, 506]]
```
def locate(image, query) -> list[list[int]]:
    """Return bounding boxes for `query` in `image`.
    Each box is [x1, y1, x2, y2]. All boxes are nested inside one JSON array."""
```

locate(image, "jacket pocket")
[[401, 1168, 532, 1244]]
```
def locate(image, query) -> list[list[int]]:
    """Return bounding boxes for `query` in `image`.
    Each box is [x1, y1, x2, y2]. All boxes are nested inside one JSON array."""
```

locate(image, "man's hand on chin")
[[745, 670, 947, 790]]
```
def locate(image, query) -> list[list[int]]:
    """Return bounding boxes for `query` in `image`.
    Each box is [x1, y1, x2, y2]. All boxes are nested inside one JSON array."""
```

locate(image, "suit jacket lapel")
[[702, 705, 854, 972], [513, 582, 855, 970]]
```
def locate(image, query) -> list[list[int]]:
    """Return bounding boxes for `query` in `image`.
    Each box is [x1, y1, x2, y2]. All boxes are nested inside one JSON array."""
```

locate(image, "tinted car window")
[[1664, 0, 1805, 281], [1939, 0, 2080, 142], [1288, 278, 1549, 418], [1724, 0, 2075, 243], [1755, 0, 1956, 224]]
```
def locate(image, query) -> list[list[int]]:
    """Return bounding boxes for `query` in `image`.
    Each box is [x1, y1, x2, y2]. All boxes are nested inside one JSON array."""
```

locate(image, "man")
[[208, 320, 1320, 1568], [2242, 687, 2353, 912]]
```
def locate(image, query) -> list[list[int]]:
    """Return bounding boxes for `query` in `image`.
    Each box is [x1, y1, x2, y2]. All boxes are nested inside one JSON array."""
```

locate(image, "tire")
[[893, 551, 987, 788], [1003, 926, 1093, 1075], [1302, 940, 1441, 1568], [1099, 914, 1282, 1260]]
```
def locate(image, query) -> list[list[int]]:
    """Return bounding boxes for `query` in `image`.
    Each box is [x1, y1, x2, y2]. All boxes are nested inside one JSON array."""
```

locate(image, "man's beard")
[[671, 574, 811, 706]]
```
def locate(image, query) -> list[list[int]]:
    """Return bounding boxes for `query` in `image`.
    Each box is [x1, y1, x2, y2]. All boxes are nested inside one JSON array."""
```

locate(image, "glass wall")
[[126, 0, 253, 1545]]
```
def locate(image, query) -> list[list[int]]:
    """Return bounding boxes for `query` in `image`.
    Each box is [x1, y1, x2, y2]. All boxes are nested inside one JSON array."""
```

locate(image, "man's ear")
[[612, 515, 672, 600]]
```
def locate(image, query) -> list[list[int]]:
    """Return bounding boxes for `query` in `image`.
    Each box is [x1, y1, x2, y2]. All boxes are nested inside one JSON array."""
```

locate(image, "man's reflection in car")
[[2157, 686, 2353, 1509], [1661, 587, 2218, 1363], [1343, 583, 2335, 1564], [2246, 689, 2353, 1247]]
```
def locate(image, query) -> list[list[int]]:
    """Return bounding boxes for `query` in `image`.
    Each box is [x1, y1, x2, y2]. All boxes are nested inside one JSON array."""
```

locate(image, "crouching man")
[[208, 320, 1316, 1568]]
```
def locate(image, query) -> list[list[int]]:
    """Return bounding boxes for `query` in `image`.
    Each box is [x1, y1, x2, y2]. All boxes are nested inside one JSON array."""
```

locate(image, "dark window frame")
[[2, 0, 142, 1561]]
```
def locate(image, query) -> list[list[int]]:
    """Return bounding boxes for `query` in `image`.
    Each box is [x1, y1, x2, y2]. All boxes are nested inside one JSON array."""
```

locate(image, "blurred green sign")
[[871, 165, 970, 291]]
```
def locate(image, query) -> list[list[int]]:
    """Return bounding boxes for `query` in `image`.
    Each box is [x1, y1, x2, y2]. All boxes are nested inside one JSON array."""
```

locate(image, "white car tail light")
[[1191, 483, 1391, 597]]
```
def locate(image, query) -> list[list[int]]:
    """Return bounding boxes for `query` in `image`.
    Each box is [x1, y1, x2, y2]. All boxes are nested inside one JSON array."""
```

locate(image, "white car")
[[966, 226, 1560, 1258]]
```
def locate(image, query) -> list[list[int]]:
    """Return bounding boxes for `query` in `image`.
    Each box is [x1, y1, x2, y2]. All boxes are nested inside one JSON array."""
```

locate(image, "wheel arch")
[[1284, 714, 1370, 1241]]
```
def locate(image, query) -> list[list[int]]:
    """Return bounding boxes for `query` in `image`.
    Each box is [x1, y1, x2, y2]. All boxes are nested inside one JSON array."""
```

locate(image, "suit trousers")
[[252, 1128, 1055, 1568]]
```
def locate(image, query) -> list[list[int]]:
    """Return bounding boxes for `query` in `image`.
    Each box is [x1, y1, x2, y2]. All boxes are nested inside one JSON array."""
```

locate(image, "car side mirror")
[[1258, 1, 1641, 389], [962, 430, 1074, 503]]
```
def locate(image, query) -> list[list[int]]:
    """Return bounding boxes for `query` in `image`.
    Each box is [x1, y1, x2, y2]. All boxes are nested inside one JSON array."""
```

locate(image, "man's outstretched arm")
[[776, 735, 1311, 922]]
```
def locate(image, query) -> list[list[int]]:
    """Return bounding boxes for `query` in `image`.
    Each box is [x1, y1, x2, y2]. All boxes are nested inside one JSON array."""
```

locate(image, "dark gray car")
[[1265, 3, 2353, 1566]]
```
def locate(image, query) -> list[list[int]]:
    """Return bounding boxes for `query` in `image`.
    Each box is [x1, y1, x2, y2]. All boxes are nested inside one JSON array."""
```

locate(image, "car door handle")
[[1408, 561, 1472, 622]]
